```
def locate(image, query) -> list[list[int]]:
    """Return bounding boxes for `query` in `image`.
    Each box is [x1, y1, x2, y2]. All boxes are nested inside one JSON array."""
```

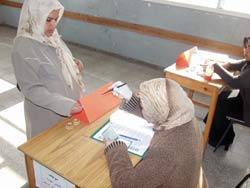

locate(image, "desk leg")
[[202, 89, 219, 154], [187, 89, 194, 99], [25, 155, 36, 188]]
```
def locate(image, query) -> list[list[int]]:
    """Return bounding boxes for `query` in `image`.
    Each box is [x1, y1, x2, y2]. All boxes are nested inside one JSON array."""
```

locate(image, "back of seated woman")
[[104, 78, 208, 188]]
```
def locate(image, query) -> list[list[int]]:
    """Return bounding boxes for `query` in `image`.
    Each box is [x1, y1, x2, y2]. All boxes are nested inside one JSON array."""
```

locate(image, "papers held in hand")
[[102, 127, 119, 142], [91, 109, 154, 157]]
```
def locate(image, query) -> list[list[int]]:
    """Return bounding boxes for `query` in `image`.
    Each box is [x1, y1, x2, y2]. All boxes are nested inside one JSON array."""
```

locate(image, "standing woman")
[[11, 0, 85, 139], [104, 78, 207, 188]]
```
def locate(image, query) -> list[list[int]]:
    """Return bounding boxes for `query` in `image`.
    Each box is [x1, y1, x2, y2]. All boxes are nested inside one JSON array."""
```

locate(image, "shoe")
[[224, 141, 233, 151], [224, 144, 230, 151]]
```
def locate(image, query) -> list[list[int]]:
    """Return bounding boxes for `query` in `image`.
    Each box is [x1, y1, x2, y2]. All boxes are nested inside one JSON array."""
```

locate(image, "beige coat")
[[105, 119, 207, 188], [105, 78, 207, 188], [11, 37, 82, 139]]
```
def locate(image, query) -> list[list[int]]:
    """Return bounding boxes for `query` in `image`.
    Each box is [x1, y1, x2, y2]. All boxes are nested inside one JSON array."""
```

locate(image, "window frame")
[[146, 0, 250, 19]]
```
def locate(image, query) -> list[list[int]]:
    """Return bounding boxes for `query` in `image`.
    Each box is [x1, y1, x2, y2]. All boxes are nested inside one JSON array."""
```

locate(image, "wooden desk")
[[18, 109, 141, 188], [164, 64, 225, 153]]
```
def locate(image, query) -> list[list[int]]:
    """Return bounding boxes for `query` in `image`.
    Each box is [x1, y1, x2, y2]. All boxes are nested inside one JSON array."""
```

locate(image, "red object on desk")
[[204, 74, 213, 81], [73, 82, 121, 124], [176, 46, 198, 69]]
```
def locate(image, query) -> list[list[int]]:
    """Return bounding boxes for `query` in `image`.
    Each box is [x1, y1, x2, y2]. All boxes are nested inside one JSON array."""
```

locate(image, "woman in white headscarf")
[[11, 0, 85, 139], [104, 78, 208, 188]]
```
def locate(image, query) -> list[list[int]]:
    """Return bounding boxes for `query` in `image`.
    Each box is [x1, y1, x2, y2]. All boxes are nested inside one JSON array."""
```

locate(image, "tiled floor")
[[0, 25, 250, 188]]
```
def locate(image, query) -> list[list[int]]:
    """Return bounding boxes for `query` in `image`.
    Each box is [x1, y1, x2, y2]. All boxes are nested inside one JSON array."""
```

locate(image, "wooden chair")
[[213, 116, 245, 152]]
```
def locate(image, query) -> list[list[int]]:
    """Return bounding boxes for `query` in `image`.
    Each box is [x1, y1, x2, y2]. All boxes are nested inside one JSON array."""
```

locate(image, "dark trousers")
[[204, 90, 243, 147]]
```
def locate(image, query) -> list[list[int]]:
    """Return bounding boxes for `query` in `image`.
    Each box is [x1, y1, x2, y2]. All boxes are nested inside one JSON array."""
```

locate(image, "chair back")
[[235, 172, 250, 188], [226, 116, 245, 126]]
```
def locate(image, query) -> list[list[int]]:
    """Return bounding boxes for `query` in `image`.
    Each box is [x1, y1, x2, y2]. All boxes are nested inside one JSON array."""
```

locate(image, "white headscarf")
[[139, 78, 194, 131], [16, 0, 85, 91]]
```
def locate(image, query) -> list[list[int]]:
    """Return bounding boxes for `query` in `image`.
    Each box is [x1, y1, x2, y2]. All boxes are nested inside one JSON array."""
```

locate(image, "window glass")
[[166, 0, 218, 8], [222, 0, 250, 15], [166, 0, 250, 16]]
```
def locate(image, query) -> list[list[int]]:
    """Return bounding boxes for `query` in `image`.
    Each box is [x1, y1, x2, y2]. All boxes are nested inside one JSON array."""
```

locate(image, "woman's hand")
[[104, 138, 112, 147], [71, 101, 83, 115], [222, 62, 230, 70], [111, 81, 133, 101], [74, 58, 84, 73]]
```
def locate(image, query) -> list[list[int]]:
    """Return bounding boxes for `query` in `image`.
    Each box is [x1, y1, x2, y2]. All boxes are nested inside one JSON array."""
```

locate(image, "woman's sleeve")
[[11, 51, 75, 116], [120, 94, 143, 117], [104, 140, 174, 188], [214, 63, 250, 89], [229, 60, 245, 71]]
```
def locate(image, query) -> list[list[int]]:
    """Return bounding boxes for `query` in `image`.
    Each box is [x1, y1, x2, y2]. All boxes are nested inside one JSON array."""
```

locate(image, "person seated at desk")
[[104, 78, 208, 188], [11, 0, 85, 139], [204, 37, 250, 150]]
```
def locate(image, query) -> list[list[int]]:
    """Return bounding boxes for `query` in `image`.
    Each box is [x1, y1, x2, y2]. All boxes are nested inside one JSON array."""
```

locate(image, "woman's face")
[[243, 42, 250, 60], [44, 9, 60, 37]]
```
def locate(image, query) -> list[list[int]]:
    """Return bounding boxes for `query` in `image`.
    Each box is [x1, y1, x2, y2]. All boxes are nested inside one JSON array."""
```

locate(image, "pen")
[[102, 83, 127, 95], [119, 134, 140, 142], [117, 83, 127, 88]]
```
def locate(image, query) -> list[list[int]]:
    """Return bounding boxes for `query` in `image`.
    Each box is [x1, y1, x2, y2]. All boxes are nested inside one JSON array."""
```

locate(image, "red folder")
[[176, 46, 198, 69], [73, 82, 121, 124]]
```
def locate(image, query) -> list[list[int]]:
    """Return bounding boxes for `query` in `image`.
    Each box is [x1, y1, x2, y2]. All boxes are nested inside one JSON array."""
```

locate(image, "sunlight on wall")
[[0, 79, 15, 94], [0, 167, 26, 187]]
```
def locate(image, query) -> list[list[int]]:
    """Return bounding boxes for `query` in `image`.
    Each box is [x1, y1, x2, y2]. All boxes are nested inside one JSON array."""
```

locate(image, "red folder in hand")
[[73, 82, 121, 124]]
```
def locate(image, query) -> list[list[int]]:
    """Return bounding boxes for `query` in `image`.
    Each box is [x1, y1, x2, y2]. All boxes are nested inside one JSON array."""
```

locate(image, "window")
[[166, 0, 218, 8], [222, 0, 250, 15], [166, 0, 250, 16]]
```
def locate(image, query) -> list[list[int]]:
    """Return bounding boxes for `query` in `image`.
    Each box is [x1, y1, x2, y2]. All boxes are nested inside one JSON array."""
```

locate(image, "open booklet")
[[90, 109, 155, 157]]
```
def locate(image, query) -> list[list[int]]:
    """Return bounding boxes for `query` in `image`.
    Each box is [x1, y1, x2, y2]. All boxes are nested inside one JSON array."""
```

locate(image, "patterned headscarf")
[[16, 0, 84, 91], [139, 78, 194, 130]]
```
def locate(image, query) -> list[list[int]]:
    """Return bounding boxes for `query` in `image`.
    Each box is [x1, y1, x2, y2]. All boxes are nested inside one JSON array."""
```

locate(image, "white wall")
[[0, 0, 247, 67], [0, 5, 20, 26]]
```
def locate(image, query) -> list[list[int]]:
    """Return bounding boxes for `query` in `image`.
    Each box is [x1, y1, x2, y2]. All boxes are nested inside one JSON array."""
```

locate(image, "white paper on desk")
[[33, 161, 75, 188], [211, 72, 221, 80], [227, 89, 240, 98], [197, 50, 229, 63], [92, 110, 154, 157]]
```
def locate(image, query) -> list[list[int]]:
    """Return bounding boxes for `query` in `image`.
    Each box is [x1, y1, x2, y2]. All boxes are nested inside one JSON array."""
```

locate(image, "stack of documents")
[[91, 109, 154, 157]]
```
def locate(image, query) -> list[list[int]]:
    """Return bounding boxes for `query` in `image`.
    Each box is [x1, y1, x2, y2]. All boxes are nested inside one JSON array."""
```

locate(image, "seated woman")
[[104, 78, 207, 188], [204, 37, 250, 150]]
